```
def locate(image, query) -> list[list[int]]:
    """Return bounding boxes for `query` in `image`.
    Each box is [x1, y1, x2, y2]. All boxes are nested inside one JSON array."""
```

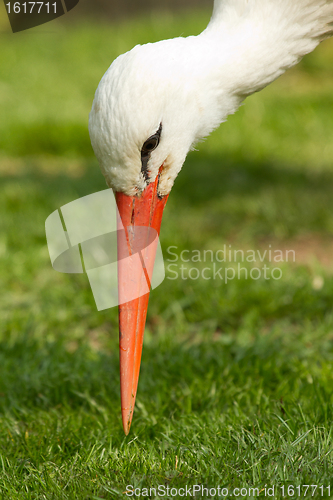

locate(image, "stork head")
[[88, 37, 221, 435], [89, 37, 220, 197]]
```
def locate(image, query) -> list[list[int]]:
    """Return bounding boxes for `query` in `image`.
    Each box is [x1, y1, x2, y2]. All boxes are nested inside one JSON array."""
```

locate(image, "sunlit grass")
[[1, 8, 333, 498]]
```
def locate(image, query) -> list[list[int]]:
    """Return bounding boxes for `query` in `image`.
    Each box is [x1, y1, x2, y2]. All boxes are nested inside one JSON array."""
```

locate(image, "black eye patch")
[[141, 123, 162, 182]]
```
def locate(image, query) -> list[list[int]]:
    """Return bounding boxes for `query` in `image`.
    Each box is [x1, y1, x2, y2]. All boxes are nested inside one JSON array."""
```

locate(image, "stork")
[[89, 0, 333, 435]]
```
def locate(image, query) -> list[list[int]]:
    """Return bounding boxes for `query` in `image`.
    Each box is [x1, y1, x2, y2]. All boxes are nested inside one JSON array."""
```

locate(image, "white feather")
[[89, 0, 333, 196], [209, 0, 333, 95]]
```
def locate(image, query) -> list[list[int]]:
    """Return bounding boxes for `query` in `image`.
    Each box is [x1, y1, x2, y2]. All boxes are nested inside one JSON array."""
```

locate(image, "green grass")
[[1, 7, 333, 499]]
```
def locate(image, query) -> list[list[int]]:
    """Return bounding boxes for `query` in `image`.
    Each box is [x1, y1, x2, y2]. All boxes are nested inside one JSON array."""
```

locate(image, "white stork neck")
[[176, 0, 333, 144], [201, 0, 333, 101]]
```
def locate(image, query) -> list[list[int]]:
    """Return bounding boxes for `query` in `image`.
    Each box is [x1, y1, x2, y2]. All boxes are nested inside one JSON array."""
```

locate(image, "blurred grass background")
[[1, 3, 333, 498]]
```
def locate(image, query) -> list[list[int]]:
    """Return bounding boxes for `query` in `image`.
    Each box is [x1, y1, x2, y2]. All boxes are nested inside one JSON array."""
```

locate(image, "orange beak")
[[115, 170, 168, 435]]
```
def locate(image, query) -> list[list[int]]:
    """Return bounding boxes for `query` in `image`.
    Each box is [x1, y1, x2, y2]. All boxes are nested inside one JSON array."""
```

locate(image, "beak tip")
[[122, 410, 133, 436], [123, 420, 131, 436]]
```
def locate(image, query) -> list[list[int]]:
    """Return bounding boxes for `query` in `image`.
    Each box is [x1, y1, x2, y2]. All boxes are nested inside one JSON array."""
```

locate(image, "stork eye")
[[141, 123, 162, 156], [141, 123, 162, 182], [142, 137, 159, 152], [142, 135, 159, 154]]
